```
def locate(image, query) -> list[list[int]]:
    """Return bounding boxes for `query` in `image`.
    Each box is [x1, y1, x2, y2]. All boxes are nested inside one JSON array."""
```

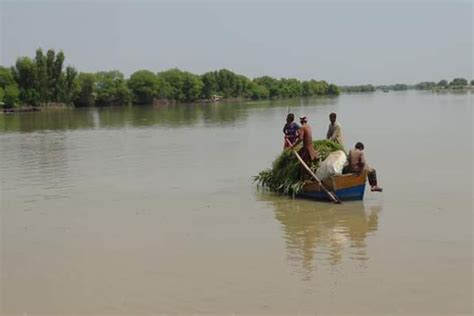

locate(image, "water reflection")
[[260, 194, 381, 280], [0, 96, 339, 133], [0, 132, 72, 206]]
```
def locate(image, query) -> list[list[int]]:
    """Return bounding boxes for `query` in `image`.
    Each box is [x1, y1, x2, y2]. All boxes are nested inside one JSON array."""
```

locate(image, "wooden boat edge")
[[299, 173, 367, 201]]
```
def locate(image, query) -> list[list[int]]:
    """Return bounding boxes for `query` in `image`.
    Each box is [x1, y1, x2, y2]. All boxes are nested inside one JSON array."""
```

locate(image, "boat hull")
[[298, 173, 367, 201]]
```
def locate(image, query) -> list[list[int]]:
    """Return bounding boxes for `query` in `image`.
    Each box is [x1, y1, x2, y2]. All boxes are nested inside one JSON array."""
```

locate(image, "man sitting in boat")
[[282, 113, 300, 149], [290, 115, 318, 177], [326, 112, 343, 144], [345, 142, 383, 192]]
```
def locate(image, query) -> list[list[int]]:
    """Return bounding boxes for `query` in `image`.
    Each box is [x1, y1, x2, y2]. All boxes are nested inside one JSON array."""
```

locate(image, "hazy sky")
[[1, 0, 472, 85]]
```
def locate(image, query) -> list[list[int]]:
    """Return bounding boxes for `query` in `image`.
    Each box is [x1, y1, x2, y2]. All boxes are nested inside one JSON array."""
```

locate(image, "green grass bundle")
[[254, 140, 345, 196]]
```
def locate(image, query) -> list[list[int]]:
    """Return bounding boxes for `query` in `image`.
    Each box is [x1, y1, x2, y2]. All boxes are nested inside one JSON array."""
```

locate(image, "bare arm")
[[328, 124, 340, 141], [326, 124, 332, 140]]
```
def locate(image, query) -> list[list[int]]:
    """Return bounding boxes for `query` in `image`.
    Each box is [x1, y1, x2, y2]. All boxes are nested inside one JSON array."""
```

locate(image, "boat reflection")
[[260, 194, 381, 280]]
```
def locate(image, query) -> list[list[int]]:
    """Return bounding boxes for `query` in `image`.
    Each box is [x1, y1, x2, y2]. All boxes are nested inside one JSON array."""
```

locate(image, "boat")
[[298, 172, 367, 201]]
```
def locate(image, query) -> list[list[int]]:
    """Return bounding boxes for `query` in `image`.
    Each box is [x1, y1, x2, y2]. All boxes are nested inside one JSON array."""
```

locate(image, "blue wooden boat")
[[298, 173, 367, 201]]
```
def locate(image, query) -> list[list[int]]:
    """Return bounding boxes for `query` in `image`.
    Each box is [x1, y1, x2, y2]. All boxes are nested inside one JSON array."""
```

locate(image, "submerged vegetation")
[[254, 140, 344, 196], [0, 48, 340, 109]]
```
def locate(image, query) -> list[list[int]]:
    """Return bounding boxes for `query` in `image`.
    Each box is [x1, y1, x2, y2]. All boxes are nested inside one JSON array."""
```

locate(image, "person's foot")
[[371, 186, 383, 192]]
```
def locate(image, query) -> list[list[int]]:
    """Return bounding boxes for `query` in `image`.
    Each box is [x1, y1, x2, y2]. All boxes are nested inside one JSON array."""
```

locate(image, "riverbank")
[[1, 102, 75, 114]]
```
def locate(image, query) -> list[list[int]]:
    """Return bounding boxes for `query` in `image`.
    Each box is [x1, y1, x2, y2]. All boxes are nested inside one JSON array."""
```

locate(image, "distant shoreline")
[[340, 84, 473, 94]]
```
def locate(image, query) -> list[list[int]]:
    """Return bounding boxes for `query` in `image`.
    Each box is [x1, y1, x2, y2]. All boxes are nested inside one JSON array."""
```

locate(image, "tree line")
[[340, 85, 376, 93], [0, 48, 340, 108], [339, 78, 473, 93], [376, 78, 472, 92]]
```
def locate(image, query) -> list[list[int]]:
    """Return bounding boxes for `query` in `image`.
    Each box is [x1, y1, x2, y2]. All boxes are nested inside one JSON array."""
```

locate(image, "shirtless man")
[[347, 142, 383, 192], [290, 116, 318, 177]]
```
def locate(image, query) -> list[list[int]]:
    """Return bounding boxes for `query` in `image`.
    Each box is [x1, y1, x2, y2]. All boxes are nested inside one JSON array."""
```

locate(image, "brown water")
[[1, 91, 472, 315]]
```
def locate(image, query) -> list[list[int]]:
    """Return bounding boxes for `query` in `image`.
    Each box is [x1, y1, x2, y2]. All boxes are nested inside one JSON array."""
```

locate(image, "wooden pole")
[[286, 139, 341, 204]]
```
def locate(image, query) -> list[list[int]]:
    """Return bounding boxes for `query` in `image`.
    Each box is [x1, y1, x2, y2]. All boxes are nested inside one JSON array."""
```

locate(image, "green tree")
[[181, 72, 203, 102], [157, 68, 203, 102], [3, 85, 20, 107], [327, 84, 340, 95], [449, 78, 468, 87], [214, 69, 238, 98], [279, 78, 302, 98], [0, 66, 16, 87], [11, 57, 39, 105], [340, 85, 375, 93], [254, 76, 281, 98], [128, 70, 160, 104], [201, 71, 218, 99], [51, 50, 65, 100], [74, 73, 96, 107], [0, 66, 20, 107], [415, 82, 436, 90], [247, 81, 269, 99], [11, 48, 66, 106], [437, 80, 448, 88], [58, 66, 78, 104], [34, 48, 48, 103], [301, 80, 329, 96], [95, 70, 131, 106], [392, 83, 408, 91]]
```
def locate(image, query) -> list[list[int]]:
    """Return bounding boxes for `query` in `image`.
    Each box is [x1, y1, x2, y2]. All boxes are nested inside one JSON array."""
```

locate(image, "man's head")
[[329, 112, 337, 124], [299, 115, 307, 125], [286, 113, 295, 123], [355, 142, 365, 150]]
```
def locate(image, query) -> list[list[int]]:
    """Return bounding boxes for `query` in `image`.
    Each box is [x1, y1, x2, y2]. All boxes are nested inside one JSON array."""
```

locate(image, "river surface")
[[0, 91, 472, 315]]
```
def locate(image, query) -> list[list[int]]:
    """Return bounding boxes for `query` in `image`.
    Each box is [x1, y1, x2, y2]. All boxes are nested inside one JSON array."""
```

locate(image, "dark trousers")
[[298, 147, 312, 179], [343, 166, 378, 187], [367, 169, 378, 187]]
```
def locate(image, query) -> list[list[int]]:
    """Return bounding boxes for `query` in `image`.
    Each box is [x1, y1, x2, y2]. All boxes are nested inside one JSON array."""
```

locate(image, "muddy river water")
[[1, 91, 472, 315]]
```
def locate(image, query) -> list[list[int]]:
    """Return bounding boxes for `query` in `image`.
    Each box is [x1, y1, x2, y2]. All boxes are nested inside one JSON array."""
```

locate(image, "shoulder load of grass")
[[254, 140, 345, 196]]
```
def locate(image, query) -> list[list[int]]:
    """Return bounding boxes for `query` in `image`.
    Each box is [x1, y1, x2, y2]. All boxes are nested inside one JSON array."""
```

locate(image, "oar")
[[285, 138, 341, 204]]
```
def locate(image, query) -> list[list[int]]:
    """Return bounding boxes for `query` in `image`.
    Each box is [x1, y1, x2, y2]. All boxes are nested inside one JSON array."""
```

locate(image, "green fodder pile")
[[254, 140, 345, 195]]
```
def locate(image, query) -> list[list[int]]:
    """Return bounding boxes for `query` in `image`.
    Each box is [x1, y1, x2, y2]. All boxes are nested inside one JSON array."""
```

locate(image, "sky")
[[0, 0, 472, 85]]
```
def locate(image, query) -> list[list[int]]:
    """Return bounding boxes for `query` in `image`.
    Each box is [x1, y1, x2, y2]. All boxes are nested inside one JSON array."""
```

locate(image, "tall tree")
[[74, 73, 96, 107], [52, 51, 65, 100], [128, 70, 160, 104], [11, 57, 39, 106], [157, 68, 203, 102], [58, 66, 78, 104], [95, 70, 131, 105]]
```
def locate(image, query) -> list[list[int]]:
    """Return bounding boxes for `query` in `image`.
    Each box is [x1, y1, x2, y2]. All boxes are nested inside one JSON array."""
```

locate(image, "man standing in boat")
[[283, 113, 300, 149], [290, 115, 318, 177], [346, 142, 383, 192], [326, 112, 343, 144]]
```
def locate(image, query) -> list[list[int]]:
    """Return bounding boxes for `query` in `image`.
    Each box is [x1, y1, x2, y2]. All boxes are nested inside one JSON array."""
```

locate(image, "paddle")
[[285, 138, 342, 204]]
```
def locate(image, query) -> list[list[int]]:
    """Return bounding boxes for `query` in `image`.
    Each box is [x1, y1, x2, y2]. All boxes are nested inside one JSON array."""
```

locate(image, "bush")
[[254, 140, 344, 195]]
